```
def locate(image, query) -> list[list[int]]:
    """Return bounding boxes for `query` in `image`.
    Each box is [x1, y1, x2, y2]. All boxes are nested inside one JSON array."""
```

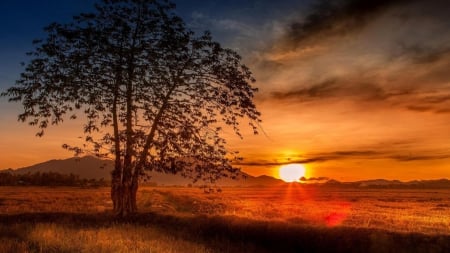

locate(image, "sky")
[[1, 0, 450, 181]]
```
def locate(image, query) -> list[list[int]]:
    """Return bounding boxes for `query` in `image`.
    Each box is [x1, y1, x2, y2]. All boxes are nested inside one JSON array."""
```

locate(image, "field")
[[0, 185, 449, 252]]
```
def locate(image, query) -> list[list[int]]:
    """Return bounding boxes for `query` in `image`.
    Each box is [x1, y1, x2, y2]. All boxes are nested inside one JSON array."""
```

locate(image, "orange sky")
[[1, 0, 450, 181]]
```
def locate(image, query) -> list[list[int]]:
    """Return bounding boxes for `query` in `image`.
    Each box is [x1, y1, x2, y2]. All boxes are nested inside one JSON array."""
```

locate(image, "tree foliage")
[[2, 0, 260, 216]]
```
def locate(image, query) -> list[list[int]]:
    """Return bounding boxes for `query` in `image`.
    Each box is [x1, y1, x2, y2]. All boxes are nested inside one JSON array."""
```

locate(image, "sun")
[[279, 164, 306, 182]]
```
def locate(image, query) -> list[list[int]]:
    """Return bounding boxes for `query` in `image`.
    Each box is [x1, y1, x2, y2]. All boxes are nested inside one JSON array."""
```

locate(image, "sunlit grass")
[[1, 186, 449, 234], [28, 223, 210, 253], [0, 222, 215, 253], [0, 186, 449, 252]]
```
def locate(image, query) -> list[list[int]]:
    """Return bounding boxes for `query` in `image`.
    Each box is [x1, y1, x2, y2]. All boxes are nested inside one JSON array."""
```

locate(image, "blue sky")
[[0, 0, 306, 89]]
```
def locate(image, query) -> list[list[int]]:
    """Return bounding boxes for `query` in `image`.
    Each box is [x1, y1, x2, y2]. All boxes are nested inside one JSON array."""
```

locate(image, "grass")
[[0, 186, 449, 252], [0, 219, 215, 253]]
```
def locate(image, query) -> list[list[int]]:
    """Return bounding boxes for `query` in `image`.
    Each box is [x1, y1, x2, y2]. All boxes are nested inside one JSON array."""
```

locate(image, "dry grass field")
[[0, 185, 449, 252]]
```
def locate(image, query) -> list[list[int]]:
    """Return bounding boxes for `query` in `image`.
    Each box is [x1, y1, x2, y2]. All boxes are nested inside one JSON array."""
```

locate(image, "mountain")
[[322, 178, 450, 189], [246, 175, 285, 187], [7, 157, 449, 188], [12, 156, 113, 180], [357, 179, 403, 187], [7, 156, 283, 187]]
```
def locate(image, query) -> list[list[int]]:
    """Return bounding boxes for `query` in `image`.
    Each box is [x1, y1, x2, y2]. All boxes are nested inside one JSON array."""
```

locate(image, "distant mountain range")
[[2, 156, 450, 188], [323, 178, 450, 189], [1, 156, 285, 187], [4, 156, 111, 180]]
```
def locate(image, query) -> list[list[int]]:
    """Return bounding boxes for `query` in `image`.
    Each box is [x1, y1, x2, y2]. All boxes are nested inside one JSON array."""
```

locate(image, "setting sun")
[[279, 164, 306, 182]]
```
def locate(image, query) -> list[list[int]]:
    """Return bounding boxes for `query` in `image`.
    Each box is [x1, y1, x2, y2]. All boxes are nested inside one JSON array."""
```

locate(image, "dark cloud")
[[421, 94, 450, 104], [404, 103, 450, 114], [321, 148, 450, 163], [406, 105, 432, 112], [413, 47, 450, 65], [236, 149, 450, 167], [267, 73, 450, 114], [393, 44, 450, 65], [271, 79, 339, 100], [402, 92, 450, 114], [435, 109, 450, 114], [282, 0, 412, 49], [333, 150, 380, 156], [390, 154, 450, 162], [270, 78, 388, 102], [235, 156, 335, 167], [258, 0, 450, 111]]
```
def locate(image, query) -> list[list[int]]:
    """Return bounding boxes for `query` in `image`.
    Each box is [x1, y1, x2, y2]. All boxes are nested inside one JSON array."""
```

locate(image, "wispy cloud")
[[254, 0, 450, 100], [269, 79, 387, 102], [389, 154, 450, 162], [266, 76, 450, 114], [236, 148, 450, 167], [393, 44, 450, 65]]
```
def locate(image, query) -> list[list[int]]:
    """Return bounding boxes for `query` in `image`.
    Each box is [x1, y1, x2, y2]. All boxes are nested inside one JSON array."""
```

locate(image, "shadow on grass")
[[0, 212, 449, 253]]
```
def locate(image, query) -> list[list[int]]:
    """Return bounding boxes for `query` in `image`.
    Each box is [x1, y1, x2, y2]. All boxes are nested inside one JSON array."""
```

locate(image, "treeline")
[[0, 171, 109, 187], [321, 179, 450, 189]]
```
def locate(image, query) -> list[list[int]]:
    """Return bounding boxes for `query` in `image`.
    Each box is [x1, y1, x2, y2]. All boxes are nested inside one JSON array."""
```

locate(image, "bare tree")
[[2, 0, 260, 217]]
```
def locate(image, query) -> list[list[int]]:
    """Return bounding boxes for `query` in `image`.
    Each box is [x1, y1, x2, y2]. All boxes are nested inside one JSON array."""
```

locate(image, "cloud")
[[435, 109, 450, 114], [269, 78, 389, 102], [394, 44, 450, 65], [390, 154, 450, 162], [279, 0, 413, 50], [236, 149, 450, 167], [270, 79, 338, 100], [230, 0, 450, 179], [235, 156, 335, 167], [421, 94, 450, 104], [267, 76, 450, 114], [405, 105, 432, 113], [254, 0, 450, 99], [257, 48, 450, 115], [402, 91, 450, 114], [330, 150, 450, 162]]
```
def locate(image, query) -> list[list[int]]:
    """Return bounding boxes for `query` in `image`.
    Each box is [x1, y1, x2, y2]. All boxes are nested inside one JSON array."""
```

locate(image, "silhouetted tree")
[[2, 0, 260, 216]]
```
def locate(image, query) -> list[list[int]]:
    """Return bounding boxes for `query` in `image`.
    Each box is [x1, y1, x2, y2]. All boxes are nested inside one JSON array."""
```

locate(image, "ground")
[[0, 185, 449, 252]]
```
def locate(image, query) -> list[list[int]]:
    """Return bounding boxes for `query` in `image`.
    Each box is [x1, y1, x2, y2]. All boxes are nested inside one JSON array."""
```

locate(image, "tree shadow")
[[0, 212, 449, 253]]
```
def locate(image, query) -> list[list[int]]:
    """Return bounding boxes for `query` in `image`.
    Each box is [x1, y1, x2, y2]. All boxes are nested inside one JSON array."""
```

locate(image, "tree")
[[2, 0, 260, 217]]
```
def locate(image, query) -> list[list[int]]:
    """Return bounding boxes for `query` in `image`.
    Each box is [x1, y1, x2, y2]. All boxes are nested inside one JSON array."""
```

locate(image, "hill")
[[5, 157, 449, 188], [11, 156, 112, 180], [4, 156, 284, 187], [322, 178, 450, 189]]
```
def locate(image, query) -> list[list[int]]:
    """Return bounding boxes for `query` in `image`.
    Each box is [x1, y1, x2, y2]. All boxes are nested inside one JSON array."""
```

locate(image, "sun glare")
[[279, 164, 306, 182]]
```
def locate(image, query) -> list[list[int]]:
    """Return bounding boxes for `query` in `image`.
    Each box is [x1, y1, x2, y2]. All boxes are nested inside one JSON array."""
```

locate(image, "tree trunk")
[[114, 56, 136, 217], [111, 177, 138, 217], [131, 178, 138, 212], [111, 170, 121, 212], [111, 75, 122, 213]]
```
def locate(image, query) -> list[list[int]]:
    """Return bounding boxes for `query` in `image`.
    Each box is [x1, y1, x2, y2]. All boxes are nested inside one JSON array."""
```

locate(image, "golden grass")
[[1, 186, 449, 234], [0, 185, 449, 252], [0, 221, 218, 253], [138, 186, 450, 235]]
